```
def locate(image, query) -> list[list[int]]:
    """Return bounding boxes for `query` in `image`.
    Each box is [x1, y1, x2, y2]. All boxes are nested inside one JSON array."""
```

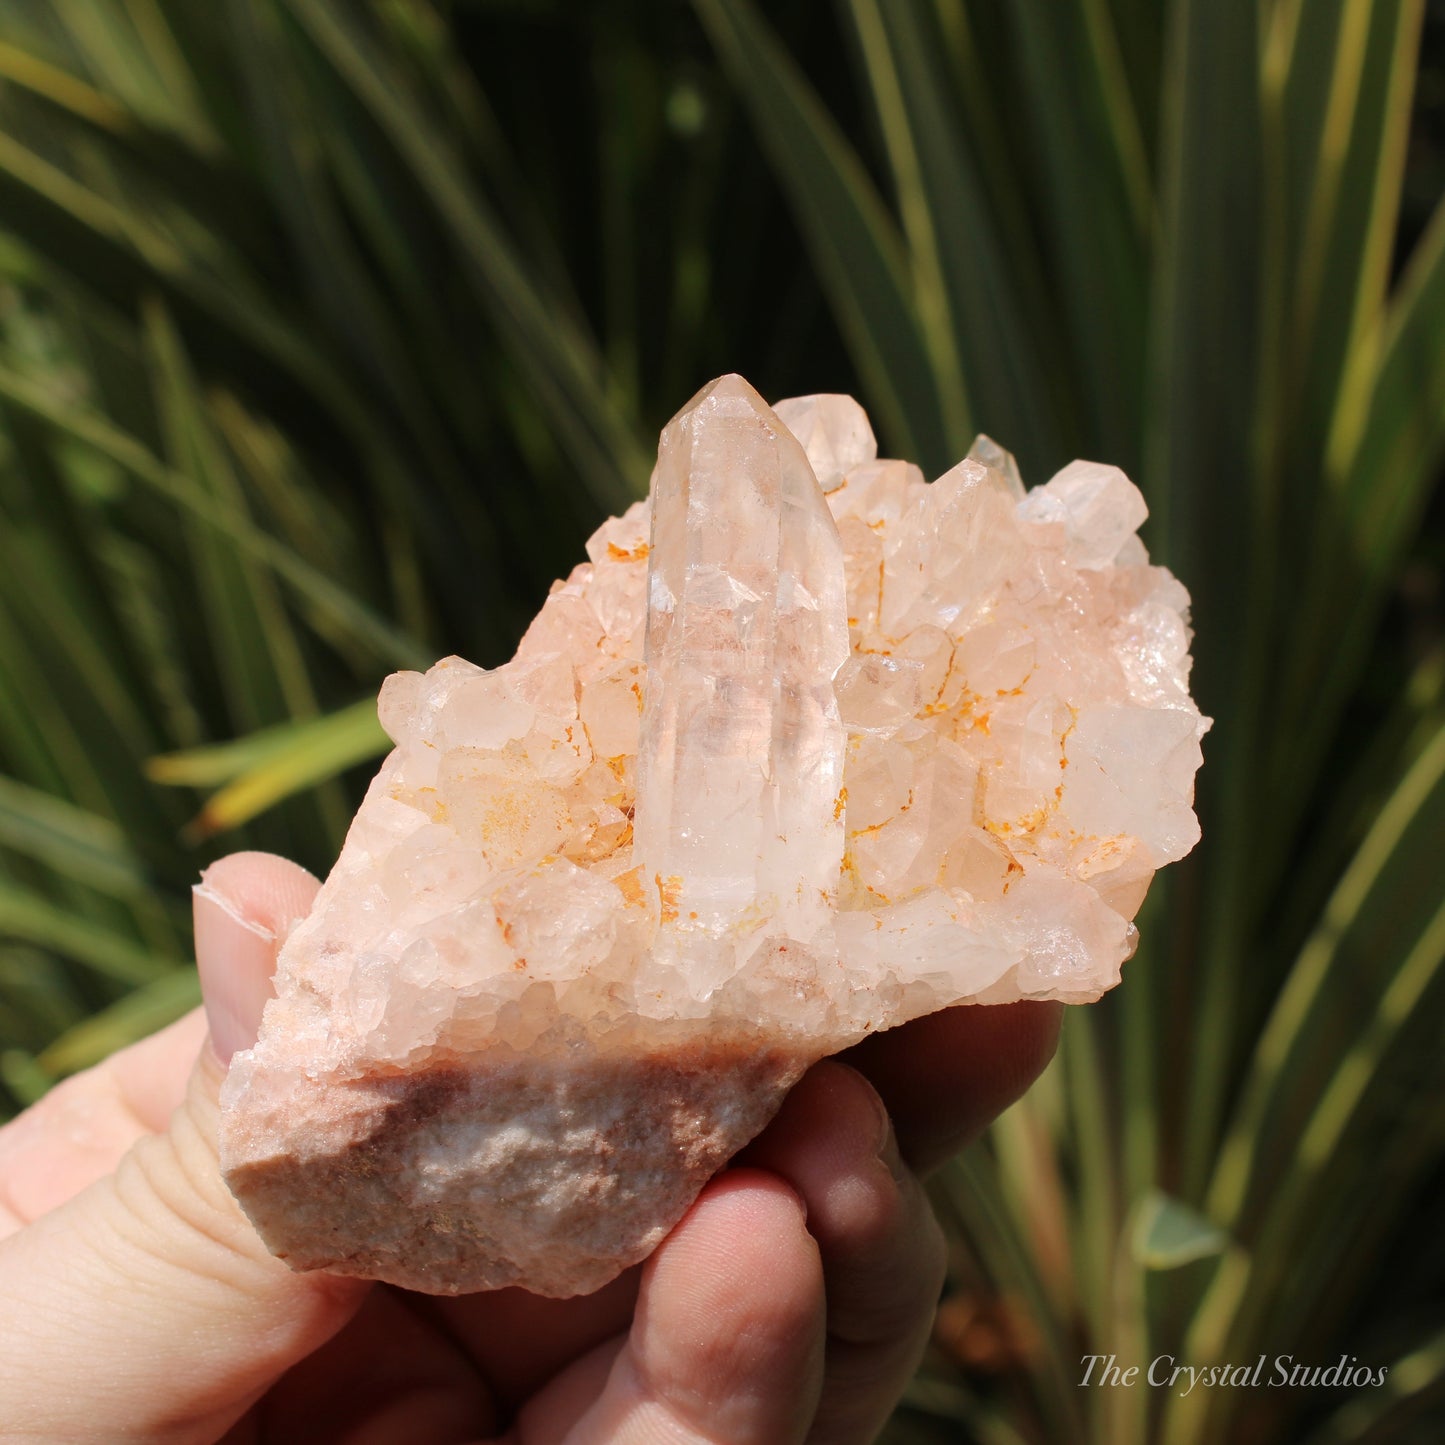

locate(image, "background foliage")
[[0, 1, 1442, 1441]]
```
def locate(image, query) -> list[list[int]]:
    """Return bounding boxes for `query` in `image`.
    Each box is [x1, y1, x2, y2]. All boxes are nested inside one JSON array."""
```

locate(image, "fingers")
[[424, 1267, 641, 1414], [514, 1061, 947, 1445], [742, 1063, 946, 1445], [510, 1017, 1042, 1445], [842, 1000, 1063, 1173], [521, 1172, 825, 1443], [623, 1174, 824, 1440], [246, 1288, 497, 1445], [0, 850, 368, 1445]]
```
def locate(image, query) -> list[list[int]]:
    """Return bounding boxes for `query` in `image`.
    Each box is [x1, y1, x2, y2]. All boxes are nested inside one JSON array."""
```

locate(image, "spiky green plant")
[[0, 3, 1441, 1441]]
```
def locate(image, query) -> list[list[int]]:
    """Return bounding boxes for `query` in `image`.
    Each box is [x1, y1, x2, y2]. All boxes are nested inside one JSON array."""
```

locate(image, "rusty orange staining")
[[615, 866, 647, 909], [655, 872, 683, 924], [834, 786, 848, 821], [985, 803, 1050, 841], [921, 647, 959, 716]]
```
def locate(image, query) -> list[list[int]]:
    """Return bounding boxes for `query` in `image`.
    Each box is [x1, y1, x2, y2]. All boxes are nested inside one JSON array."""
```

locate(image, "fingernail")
[[851, 1070, 909, 1188], [877, 1118, 910, 1189], [193, 877, 279, 1066], [783, 1179, 809, 1227], [839, 1064, 909, 1187], [857, 1072, 891, 1158]]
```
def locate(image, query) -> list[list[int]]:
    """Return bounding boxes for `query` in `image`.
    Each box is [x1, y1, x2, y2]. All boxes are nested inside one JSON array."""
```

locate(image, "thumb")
[[0, 853, 368, 1445]]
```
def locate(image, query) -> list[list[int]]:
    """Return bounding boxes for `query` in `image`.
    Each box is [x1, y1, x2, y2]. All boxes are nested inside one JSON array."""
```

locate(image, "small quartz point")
[[221, 375, 1209, 1298], [773, 393, 876, 491], [967, 433, 1024, 500]]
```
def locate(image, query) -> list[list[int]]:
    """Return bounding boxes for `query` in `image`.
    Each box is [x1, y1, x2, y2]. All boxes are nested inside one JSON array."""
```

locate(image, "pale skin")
[[0, 851, 1062, 1444]]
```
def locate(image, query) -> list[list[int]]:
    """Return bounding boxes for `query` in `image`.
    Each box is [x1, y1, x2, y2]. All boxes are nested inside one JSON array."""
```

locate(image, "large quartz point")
[[220, 375, 1208, 1297]]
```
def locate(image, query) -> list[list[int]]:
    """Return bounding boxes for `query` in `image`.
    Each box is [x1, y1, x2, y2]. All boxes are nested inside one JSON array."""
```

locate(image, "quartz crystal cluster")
[[221, 376, 1207, 1296]]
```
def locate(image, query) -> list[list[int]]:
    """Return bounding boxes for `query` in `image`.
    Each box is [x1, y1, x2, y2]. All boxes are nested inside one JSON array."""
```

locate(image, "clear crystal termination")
[[220, 376, 1208, 1296]]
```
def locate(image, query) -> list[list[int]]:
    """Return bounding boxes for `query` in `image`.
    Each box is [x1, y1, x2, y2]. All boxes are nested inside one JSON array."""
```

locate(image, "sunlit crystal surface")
[[221, 375, 1208, 1297], [634, 377, 848, 998]]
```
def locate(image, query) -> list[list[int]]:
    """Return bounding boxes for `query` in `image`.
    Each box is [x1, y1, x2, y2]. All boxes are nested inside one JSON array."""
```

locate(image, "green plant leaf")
[[1281, 199, 1445, 814], [0, 880, 177, 984], [280, 0, 650, 513], [1176, 719, 1445, 1442], [149, 698, 389, 835], [0, 1046, 52, 1108], [37, 966, 199, 1076], [1131, 1190, 1229, 1270], [936, 1153, 1087, 1445], [0, 37, 132, 131], [1298, 1326, 1445, 1444], [0, 774, 147, 898], [1003, 0, 1152, 469], [1147, 0, 1268, 1197], [1254, 0, 1429, 884], [0, 359, 428, 670], [689, 0, 950, 473]]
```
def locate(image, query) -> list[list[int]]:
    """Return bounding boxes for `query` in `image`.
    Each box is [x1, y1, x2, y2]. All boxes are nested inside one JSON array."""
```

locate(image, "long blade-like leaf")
[[0, 360, 427, 669], [149, 698, 388, 835], [1004, 0, 1152, 469], [0, 880, 176, 984], [280, 0, 649, 513], [37, 966, 199, 1076], [0, 775, 148, 899], [690, 0, 950, 472], [1147, 0, 1266, 1194]]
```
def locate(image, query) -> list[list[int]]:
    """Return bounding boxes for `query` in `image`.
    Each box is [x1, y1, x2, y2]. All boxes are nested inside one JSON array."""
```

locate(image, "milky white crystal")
[[221, 375, 1207, 1296]]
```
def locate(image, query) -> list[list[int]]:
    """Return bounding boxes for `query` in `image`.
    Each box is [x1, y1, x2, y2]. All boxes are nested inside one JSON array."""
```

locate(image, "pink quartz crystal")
[[220, 375, 1207, 1296]]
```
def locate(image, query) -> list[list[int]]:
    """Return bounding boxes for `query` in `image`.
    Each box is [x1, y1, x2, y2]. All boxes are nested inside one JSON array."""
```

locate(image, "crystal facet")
[[221, 375, 1208, 1297]]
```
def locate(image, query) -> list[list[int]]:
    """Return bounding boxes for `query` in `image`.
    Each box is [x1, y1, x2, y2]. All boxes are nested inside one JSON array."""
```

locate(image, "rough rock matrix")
[[221, 376, 1208, 1296]]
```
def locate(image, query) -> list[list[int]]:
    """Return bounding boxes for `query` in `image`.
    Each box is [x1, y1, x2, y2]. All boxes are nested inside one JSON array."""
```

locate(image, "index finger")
[[840, 1000, 1064, 1174]]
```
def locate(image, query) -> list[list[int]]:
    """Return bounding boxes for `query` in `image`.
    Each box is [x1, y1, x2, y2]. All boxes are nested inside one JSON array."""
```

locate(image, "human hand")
[[0, 851, 1061, 1444]]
